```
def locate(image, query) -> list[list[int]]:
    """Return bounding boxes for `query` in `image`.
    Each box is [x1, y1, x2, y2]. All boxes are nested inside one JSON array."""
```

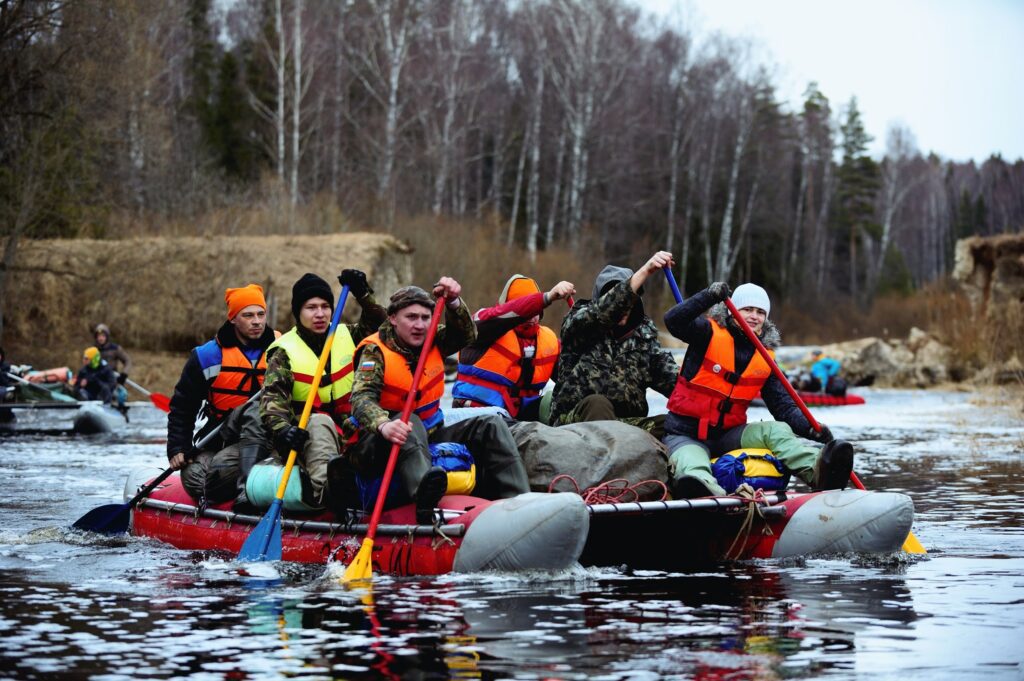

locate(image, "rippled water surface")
[[1, 388, 1022, 680]]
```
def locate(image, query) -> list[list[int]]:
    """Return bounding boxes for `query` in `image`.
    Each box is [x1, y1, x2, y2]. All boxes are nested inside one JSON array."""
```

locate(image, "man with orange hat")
[[167, 283, 280, 509], [452, 275, 575, 421]]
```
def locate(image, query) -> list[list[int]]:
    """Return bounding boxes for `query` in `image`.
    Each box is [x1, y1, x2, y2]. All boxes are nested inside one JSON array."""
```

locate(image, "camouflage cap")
[[387, 286, 434, 315]]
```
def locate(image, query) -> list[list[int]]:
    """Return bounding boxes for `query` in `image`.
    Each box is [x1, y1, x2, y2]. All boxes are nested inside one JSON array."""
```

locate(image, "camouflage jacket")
[[550, 280, 678, 421], [351, 299, 475, 436], [260, 293, 387, 445]]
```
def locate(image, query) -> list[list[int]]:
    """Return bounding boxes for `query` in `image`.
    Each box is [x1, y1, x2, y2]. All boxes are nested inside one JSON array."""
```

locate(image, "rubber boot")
[[325, 455, 360, 516], [812, 440, 854, 491], [415, 466, 448, 525], [233, 442, 268, 513]]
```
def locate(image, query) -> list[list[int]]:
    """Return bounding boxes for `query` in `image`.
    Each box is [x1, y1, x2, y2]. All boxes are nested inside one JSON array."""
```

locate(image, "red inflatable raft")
[[129, 471, 914, 572], [130, 472, 590, 575]]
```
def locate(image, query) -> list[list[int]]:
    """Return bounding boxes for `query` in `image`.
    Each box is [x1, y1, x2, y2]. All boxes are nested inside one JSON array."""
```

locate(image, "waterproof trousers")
[[664, 420, 820, 495], [181, 401, 272, 503], [345, 413, 531, 508]]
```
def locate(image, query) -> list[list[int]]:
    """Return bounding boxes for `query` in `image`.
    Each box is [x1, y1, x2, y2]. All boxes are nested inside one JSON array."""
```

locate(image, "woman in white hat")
[[660, 281, 853, 499]]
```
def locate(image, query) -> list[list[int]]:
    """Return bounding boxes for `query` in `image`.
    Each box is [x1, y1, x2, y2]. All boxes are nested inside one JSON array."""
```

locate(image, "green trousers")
[[665, 421, 820, 495]]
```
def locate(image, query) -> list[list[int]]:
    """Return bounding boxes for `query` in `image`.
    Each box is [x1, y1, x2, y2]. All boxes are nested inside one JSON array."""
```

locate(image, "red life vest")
[[452, 326, 560, 416], [356, 333, 446, 431], [666, 319, 773, 439]]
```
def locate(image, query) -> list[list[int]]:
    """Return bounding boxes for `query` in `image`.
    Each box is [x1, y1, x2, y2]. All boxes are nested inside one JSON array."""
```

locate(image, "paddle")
[[342, 295, 446, 584], [71, 389, 264, 535], [5, 371, 77, 403], [669, 274, 927, 555], [123, 377, 171, 413], [238, 285, 351, 562]]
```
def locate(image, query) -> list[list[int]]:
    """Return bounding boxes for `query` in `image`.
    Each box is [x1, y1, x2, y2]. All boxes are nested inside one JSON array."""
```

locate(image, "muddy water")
[[0, 388, 1022, 680]]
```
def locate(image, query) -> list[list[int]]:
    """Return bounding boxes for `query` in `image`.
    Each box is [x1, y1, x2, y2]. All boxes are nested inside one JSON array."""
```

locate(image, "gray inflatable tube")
[[453, 492, 589, 572]]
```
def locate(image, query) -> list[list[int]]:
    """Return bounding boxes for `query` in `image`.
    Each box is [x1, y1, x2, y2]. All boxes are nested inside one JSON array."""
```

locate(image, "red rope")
[[547, 474, 669, 503]]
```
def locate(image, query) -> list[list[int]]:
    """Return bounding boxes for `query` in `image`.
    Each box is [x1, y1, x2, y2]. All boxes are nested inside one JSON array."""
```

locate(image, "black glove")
[[275, 425, 310, 453], [708, 281, 732, 302], [338, 269, 372, 298], [117, 373, 127, 385], [808, 424, 834, 444]]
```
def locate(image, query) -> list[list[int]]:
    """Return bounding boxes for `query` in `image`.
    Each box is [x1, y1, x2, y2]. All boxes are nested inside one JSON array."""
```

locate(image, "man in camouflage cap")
[[345, 277, 530, 523], [549, 250, 679, 438]]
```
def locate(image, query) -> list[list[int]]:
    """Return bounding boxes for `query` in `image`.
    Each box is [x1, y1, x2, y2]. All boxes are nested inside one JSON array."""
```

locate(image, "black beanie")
[[291, 273, 334, 319]]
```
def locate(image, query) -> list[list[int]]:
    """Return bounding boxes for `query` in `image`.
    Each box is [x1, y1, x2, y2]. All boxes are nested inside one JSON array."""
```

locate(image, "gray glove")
[[708, 281, 732, 302]]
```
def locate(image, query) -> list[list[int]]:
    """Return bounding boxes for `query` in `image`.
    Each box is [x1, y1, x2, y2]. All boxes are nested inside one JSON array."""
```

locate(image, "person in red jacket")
[[662, 282, 853, 499], [452, 274, 575, 421]]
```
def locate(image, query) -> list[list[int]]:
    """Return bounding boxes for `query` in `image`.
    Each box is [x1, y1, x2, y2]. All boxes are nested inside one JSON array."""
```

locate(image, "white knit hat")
[[730, 283, 770, 316]]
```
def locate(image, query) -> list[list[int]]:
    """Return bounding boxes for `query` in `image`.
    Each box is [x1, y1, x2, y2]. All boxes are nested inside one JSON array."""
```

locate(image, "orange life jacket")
[[666, 319, 773, 439], [195, 341, 267, 421], [356, 332, 446, 431], [451, 326, 560, 416]]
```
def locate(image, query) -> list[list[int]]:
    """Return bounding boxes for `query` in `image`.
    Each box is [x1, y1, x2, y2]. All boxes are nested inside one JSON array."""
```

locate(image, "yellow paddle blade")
[[341, 537, 375, 584], [902, 530, 927, 554]]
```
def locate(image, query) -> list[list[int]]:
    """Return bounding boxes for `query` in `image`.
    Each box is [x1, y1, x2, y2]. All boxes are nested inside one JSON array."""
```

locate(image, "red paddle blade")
[[150, 392, 171, 413]]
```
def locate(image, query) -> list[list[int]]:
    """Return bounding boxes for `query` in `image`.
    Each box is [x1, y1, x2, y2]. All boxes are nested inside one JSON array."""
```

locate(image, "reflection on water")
[[0, 390, 1022, 679]]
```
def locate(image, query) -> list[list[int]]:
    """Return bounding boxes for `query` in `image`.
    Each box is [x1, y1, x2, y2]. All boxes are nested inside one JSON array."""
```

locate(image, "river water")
[[1, 387, 1022, 680]]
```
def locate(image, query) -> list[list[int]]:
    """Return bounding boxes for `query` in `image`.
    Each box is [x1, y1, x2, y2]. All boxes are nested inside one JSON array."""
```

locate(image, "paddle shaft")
[[124, 377, 151, 396], [363, 296, 446, 544], [124, 376, 171, 412]]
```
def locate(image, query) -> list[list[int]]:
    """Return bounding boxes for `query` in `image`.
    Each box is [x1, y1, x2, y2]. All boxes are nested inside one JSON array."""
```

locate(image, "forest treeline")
[[2, 0, 1023, 341]]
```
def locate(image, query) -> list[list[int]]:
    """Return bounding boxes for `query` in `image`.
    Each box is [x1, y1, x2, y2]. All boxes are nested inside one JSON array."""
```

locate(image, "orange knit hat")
[[498, 275, 541, 305], [225, 284, 267, 320]]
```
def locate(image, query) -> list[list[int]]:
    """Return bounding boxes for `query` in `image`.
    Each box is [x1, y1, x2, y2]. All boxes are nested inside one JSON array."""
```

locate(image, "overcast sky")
[[634, 0, 1024, 163]]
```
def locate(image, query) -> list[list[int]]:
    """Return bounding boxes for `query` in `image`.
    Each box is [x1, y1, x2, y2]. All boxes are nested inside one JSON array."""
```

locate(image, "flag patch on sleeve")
[[359, 361, 376, 372]]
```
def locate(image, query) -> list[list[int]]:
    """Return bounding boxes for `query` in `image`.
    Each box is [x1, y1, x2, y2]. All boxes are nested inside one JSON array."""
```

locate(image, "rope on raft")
[[547, 474, 669, 503], [723, 485, 775, 560]]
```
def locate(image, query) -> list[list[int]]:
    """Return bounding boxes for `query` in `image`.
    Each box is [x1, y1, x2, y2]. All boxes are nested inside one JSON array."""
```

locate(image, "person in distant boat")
[[168, 284, 283, 510], [451, 274, 575, 421], [92, 323, 131, 413], [345, 281, 530, 523], [260, 271, 387, 512], [662, 282, 854, 499], [74, 347, 118, 403], [548, 251, 679, 437], [809, 349, 846, 396]]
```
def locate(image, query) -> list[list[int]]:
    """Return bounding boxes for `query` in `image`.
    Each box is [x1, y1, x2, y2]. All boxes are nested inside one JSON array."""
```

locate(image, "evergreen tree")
[[186, 0, 218, 153], [210, 52, 262, 179], [835, 97, 880, 303]]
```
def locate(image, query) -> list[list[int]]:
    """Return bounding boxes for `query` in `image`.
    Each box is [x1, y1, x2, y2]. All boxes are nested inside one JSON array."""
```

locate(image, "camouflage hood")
[[592, 265, 634, 299], [592, 265, 645, 331], [707, 303, 781, 349]]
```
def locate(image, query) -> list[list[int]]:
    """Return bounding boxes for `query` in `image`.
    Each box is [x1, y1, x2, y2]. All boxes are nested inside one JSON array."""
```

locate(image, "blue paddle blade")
[[71, 503, 131, 535], [238, 499, 283, 562]]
